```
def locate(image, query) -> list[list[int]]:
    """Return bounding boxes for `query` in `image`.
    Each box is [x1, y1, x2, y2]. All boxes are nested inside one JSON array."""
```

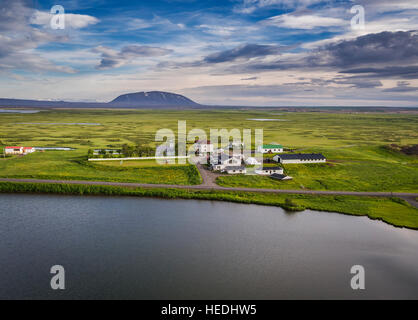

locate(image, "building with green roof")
[[258, 144, 284, 154]]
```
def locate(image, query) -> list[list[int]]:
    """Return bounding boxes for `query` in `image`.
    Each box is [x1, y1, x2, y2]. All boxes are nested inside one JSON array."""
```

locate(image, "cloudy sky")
[[0, 0, 417, 106]]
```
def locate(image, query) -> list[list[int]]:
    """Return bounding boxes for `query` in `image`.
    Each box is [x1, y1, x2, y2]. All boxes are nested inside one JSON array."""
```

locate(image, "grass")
[[219, 145, 418, 191], [0, 109, 416, 192], [0, 151, 201, 185], [219, 154, 418, 192], [0, 181, 417, 229]]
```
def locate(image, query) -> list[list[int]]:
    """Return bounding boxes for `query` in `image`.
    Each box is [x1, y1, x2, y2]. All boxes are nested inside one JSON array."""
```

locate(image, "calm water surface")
[[0, 194, 417, 300]]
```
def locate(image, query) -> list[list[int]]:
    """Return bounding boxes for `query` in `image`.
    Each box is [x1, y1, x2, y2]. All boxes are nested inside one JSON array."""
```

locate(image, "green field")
[[0, 108, 417, 228], [0, 150, 201, 185], [0, 108, 417, 191], [218, 145, 418, 192]]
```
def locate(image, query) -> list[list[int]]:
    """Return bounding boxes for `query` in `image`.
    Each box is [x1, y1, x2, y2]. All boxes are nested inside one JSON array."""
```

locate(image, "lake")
[[0, 109, 40, 114], [15, 123, 101, 126], [247, 118, 288, 121], [0, 194, 417, 300]]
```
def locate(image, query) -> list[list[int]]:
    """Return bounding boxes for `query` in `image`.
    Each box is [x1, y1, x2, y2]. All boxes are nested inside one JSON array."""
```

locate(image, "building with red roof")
[[5, 146, 35, 155]]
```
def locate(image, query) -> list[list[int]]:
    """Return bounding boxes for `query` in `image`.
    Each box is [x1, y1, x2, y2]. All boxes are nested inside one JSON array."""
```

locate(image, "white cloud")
[[234, 0, 324, 14], [197, 25, 238, 37], [0, 1, 79, 73], [264, 13, 345, 29], [124, 15, 186, 32], [126, 18, 152, 30], [31, 10, 99, 29]]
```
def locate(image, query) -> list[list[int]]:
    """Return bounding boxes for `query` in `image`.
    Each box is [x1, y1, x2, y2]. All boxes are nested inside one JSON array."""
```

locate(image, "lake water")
[[247, 118, 288, 121], [34, 147, 75, 151], [0, 194, 417, 300], [0, 109, 40, 114], [16, 123, 101, 126]]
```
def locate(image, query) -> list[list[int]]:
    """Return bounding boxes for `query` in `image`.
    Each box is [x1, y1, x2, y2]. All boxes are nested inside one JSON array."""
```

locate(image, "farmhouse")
[[225, 166, 247, 174], [255, 166, 284, 175], [258, 144, 284, 154], [210, 153, 242, 171], [194, 139, 214, 155], [5, 146, 35, 155], [273, 153, 326, 164], [5, 146, 23, 154]]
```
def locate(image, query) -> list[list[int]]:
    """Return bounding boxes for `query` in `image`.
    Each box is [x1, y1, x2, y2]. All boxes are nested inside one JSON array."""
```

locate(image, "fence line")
[[88, 156, 191, 161]]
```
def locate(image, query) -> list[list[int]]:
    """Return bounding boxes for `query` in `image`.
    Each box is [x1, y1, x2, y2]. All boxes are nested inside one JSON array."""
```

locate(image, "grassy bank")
[[0, 181, 417, 230]]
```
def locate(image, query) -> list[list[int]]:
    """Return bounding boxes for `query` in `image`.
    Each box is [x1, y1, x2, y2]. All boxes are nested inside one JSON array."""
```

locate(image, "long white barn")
[[273, 153, 326, 164]]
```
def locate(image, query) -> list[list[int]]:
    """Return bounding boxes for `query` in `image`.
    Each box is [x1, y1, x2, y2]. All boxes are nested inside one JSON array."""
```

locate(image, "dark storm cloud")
[[308, 31, 418, 68], [203, 44, 283, 63], [285, 77, 382, 89], [158, 43, 287, 69], [339, 66, 418, 79], [181, 82, 417, 105], [94, 45, 173, 70], [332, 78, 383, 88], [222, 31, 418, 79]]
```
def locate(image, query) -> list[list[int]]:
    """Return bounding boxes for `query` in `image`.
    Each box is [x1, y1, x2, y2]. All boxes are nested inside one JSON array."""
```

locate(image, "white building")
[[273, 153, 326, 164], [225, 166, 247, 174], [245, 157, 261, 165], [255, 166, 284, 175], [5, 146, 23, 155], [258, 144, 284, 154], [194, 140, 214, 155], [23, 147, 35, 154], [5, 146, 35, 155], [210, 153, 242, 171]]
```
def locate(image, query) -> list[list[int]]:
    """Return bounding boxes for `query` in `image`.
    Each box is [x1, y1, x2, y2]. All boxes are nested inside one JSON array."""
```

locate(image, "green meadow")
[[218, 145, 418, 192], [0, 108, 417, 192]]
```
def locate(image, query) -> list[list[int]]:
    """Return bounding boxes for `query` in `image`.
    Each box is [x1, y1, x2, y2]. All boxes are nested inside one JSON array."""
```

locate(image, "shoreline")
[[1, 177, 417, 198], [1, 180, 417, 230]]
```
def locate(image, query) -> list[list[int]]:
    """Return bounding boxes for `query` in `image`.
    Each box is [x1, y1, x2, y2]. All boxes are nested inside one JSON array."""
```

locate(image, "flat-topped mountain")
[[110, 91, 199, 106], [0, 91, 200, 108]]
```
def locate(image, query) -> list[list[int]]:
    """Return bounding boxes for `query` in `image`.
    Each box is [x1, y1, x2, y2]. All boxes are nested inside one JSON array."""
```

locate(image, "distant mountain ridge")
[[0, 91, 200, 108], [111, 91, 199, 106]]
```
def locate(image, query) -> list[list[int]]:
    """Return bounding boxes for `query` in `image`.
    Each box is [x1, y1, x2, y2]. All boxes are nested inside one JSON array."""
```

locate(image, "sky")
[[0, 0, 417, 106]]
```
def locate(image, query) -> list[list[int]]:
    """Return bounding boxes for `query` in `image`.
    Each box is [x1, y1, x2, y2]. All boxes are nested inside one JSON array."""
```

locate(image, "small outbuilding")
[[23, 147, 35, 154], [255, 166, 284, 175]]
